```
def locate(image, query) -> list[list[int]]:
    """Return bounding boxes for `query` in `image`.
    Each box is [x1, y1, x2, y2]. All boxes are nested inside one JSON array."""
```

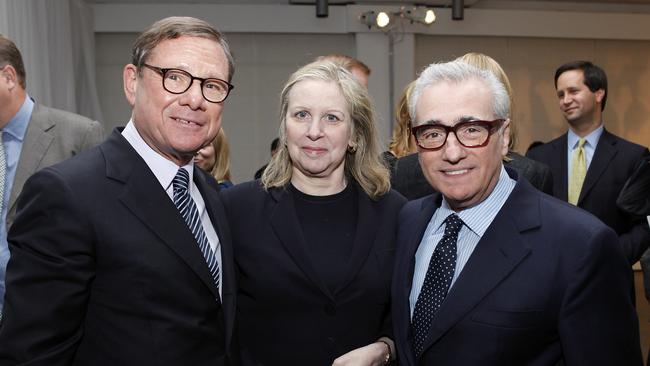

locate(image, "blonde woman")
[[194, 129, 233, 190], [221, 61, 405, 365]]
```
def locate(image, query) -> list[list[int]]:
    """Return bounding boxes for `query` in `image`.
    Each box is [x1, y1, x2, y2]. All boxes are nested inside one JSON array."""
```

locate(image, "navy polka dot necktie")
[[411, 213, 463, 357]]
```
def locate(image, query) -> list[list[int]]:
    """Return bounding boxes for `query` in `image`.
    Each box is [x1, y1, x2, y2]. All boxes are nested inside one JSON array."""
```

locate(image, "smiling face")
[[415, 79, 509, 211], [556, 69, 604, 134], [285, 79, 352, 187], [123, 36, 228, 166]]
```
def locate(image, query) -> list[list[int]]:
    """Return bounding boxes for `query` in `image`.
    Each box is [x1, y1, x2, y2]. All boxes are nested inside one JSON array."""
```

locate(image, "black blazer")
[[221, 181, 406, 365], [527, 129, 650, 263], [391, 151, 553, 200], [0, 130, 237, 366], [392, 170, 642, 365]]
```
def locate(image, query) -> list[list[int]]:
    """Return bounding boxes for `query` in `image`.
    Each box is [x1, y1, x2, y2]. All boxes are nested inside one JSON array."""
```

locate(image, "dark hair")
[[270, 137, 280, 153], [131, 16, 235, 82], [526, 140, 545, 154], [0, 34, 26, 88], [554, 60, 607, 111]]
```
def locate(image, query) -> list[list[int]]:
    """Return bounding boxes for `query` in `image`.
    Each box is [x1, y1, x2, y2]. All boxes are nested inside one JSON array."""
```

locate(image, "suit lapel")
[[9, 103, 54, 214], [578, 130, 617, 205], [420, 177, 538, 354], [269, 187, 335, 302], [102, 131, 221, 301], [194, 172, 236, 351]]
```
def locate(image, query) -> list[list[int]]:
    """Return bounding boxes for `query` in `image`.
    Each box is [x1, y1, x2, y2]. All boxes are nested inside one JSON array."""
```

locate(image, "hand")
[[332, 342, 388, 366]]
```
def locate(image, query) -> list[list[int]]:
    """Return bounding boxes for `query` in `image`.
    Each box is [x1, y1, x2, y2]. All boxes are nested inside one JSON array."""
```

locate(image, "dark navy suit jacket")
[[392, 168, 642, 366], [0, 130, 237, 366], [221, 180, 405, 365], [527, 129, 650, 264]]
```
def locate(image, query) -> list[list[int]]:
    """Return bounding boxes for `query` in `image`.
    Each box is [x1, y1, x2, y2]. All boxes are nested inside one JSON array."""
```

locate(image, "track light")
[[359, 11, 393, 29], [401, 7, 436, 25], [360, 7, 436, 30]]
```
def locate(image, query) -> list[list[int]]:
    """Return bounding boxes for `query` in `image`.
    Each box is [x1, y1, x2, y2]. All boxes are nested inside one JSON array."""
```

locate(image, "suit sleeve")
[[0, 168, 95, 365], [539, 165, 554, 196], [559, 226, 643, 366], [80, 119, 105, 151], [619, 221, 650, 264]]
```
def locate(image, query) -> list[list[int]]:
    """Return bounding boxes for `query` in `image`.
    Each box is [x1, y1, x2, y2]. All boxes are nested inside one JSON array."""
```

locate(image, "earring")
[[347, 144, 357, 153]]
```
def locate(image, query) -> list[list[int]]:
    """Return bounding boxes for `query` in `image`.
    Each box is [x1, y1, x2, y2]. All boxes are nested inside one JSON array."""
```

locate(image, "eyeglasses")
[[411, 119, 505, 151], [142, 63, 234, 103]]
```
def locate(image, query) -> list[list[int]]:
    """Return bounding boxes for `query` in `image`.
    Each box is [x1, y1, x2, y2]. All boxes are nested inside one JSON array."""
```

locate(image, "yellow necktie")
[[568, 138, 587, 205]]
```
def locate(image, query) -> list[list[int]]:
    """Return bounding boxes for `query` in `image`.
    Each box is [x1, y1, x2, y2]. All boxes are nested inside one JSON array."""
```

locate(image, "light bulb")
[[376, 11, 391, 28]]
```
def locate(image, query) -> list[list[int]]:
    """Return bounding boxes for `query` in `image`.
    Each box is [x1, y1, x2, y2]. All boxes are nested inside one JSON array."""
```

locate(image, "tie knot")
[[444, 213, 463, 235], [577, 138, 586, 149], [173, 168, 190, 193]]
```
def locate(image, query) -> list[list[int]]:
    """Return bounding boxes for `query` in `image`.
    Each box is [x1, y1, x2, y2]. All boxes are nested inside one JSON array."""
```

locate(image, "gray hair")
[[409, 60, 510, 123]]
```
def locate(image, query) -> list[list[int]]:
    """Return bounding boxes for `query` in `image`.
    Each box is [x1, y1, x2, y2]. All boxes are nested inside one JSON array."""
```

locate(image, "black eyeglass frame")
[[411, 119, 506, 151], [141, 63, 234, 103]]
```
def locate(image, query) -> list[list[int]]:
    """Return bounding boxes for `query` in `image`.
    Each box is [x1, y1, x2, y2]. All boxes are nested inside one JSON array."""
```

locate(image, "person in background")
[[195, 128, 233, 190], [527, 60, 650, 264], [0, 34, 104, 318], [253, 137, 279, 180], [0, 16, 237, 365], [384, 81, 417, 171], [221, 60, 405, 365], [316, 54, 371, 88], [391, 52, 553, 200], [392, 59, 641, 366]]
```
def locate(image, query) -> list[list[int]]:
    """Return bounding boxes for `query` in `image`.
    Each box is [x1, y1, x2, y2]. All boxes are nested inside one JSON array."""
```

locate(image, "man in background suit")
[[0, 34, 104, 315], [0, 17, 237, 365], [392, 60, 641, 365], [527, 60, 650, 264]]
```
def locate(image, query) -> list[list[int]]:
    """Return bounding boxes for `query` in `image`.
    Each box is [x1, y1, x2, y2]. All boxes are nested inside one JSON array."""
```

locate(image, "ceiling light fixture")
[[401, 7, 436, 25], [359, 10, 393, 30]]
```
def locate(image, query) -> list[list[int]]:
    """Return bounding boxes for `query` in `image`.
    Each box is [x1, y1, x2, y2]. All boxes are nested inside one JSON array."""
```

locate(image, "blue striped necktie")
[[411, 213, 463, 357], [172, 168, 220, 293]]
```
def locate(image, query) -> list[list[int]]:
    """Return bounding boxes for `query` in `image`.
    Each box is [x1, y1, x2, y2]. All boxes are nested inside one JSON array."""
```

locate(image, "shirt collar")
[[4, 94, 34, 141], [567, 124, 603, 150], [121, 120, 194, 192], [434, 165, 515, 237]]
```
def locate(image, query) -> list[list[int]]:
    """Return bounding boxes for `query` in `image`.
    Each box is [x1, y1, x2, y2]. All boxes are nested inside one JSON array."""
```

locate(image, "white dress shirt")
[[122, 121, 222, 298]]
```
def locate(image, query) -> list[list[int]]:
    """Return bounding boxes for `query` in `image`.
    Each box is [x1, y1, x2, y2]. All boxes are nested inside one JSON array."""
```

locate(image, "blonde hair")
[[388, 81, 417, 158], [315, 54, 371, 77], [456, 52, 516, 150], [208, 129, 232, 183], [262, 60, 390, 200]]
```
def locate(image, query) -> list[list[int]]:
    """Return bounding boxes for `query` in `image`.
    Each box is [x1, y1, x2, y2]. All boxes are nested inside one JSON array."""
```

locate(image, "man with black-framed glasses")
[[0, 17, 237, 366], [391, 60, 642, 365]]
